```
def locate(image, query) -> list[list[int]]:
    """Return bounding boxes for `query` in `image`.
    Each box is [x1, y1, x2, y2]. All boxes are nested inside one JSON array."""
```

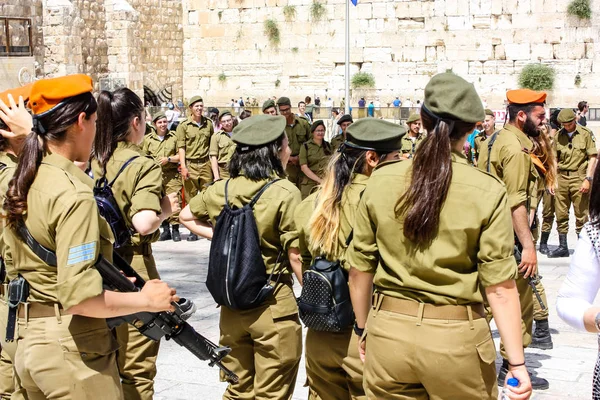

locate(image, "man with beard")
[[400, 113, 424, 159], [478, 89, 549, 390], [176, 95, 214, 241], [472, 109, 496, 165], [548, 108, 597, 257]]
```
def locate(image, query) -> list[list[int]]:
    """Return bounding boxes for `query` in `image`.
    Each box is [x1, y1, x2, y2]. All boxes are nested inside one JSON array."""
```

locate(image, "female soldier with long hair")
[[179, 115, 303, 399], [3, 74, 177, 399], [347, 73, 532, 399], [93, 87, 180, 400], [295, 118, 404, 400]]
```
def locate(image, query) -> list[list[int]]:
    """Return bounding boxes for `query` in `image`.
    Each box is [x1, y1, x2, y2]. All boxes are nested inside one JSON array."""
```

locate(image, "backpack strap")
[[108, 156, 140, 187], [486, 130, 501, 173], [248, 179, 282, 209], [16, 221, 58, 267], [344, 188, 366, 246], [0, 162, 7, 171]]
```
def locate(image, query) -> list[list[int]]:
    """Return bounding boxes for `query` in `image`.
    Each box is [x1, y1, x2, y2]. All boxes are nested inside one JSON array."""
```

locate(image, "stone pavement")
[[152, 223, 597, 400]]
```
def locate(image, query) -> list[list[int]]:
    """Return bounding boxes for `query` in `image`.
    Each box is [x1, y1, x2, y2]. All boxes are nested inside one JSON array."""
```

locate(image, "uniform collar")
[[218, 129, 233, 137], [559, 126, 579, 137], [503, 123, 533, 151], [185, 116, 207, 127], [150, 130, 175, 140], [117, 140, 144, 154], [41, 152, 93, 189], [352, 173, 370, 184], [451, 150, 468, 164]]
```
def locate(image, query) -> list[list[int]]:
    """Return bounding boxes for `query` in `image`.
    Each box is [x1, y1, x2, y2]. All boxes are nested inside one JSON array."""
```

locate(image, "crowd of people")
[[0, 70, 597, 400]]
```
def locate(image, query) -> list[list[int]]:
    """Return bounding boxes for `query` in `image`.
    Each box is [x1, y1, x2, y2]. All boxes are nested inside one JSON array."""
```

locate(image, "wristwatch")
[[353, 323, 365, 337], [586, 176, 593, 182], [167, 157, 171, 162], [595, 312, 600, 332]]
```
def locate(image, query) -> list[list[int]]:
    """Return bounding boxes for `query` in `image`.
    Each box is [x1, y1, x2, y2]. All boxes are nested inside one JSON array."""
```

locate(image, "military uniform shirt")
[[142, 130, 179, 172], [3, 153, 113, 309], [473, 132, 490, 161], [286, 116, 311, 156], [477, 124, 539, 209], [553, 125, 597, 172], [295, 173, 370, 272], [0, 152, 18, 274], [176, 116, 214, 160], [299, 139, 332, 178], [209, 130, 237, 166], [400, 134, 425, 158], [330, 134, 344, 152], [92, 142, 163, 246], [346, 152, 518, 305], [188, 176, 301, 274]]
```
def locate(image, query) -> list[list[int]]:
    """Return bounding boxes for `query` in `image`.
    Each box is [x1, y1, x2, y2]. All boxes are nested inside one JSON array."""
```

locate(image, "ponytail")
[[395, 111, 475, 245], [4, 92, 96, 227], [93, 88, 144, 172]]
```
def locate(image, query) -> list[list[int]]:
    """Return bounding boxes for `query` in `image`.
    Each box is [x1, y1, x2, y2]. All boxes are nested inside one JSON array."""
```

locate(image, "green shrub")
[[351, 72, 376, 89], [567, 0, 592, 19], [518, 64, 555, 91], [264, 19, 280, 47], [291, 47, 298, 53], [283, 5, 297, 21], [218, 72, 227, 82], [310, 0, 327, 21], [275, 78, 281, 87]]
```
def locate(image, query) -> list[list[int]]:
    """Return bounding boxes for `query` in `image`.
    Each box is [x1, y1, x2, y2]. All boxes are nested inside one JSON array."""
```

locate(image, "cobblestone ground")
[[153, 220, 596, 400]]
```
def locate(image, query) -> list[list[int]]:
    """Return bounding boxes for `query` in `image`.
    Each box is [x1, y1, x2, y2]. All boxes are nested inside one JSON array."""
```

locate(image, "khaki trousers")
[[219, 283, 302, 400], [555, 172, 589, 235], [363, 304, 498, 399], [305, 328, 365, 400], [541, 190, 555, 233], [532, 278, 549, 321], [115, 248, 160, 400], [15, 314, 123, 400], [162, 169, 183, 224], [183, 159, 213, 202], [0, 296, 23, 400]]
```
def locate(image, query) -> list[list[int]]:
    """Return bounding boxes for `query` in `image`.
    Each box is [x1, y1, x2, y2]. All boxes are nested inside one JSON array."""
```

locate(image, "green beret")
[[337, 114, 353, 125], [311, 120, 325, 133], [232, 115, 286, 149], [557, 108, 576, 123], [262, 99, 276, 112], [189, 95, 203, 106], [219, 110, 232, 120], [152, 111, 166, 123], [276, 97, 291, 107], [424, 73, 484, 123], [484, 108, 494, 117], [345, 118, 406, 152], [406, 113, 421, 124]]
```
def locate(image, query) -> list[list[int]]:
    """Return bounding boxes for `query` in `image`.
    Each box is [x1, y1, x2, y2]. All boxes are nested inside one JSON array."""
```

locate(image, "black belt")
[[186, 157, 209, 163], [559, 170, 578, 176]]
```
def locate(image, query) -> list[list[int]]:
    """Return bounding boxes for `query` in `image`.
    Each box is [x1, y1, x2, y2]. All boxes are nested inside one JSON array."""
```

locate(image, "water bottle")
[[501, 377, 519, 400]]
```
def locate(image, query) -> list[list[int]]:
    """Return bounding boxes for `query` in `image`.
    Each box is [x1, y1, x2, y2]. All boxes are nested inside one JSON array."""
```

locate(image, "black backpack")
[[93, 156, 139, 248], [206, 178, 283, 310], [297, 233, 355, 332]]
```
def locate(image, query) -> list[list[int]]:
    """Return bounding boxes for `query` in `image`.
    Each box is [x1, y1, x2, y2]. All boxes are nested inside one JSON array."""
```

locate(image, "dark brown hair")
[[4, 92, 97, 227], [395, 111, 475, 244], [93, 88, 144, 172]]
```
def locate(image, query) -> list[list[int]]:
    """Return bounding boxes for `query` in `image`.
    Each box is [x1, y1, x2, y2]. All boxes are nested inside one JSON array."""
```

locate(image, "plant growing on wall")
[[567, 0, 592, 19], [351, 72, 376, 89], [264, 19, 280, 47], [283, 5, 297, 22], [218, 72, 227, 83], [575, 73, 582, 86], [291, 47, 299, 53], [518, 63, 555, 91], [275, 78, 281, 87], [310, 0, 327, 22]]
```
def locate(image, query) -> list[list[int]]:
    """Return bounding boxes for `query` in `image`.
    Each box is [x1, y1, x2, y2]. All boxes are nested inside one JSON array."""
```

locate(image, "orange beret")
[[29, 74, 93, 115], [0, 83, 33, 106], [506, 89, 547, 105]]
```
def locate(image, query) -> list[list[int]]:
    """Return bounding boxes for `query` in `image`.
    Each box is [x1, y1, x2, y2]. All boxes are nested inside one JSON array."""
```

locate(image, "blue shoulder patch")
[[67, 242, 97, 266]]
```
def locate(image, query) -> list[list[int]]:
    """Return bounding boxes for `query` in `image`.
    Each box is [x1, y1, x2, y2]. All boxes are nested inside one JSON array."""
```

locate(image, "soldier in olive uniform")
[[299, 120, 333, 199], [478, 88, 549, 390], [295, 118, 404, 400], [179, 115, 303, 400], [143, 111, 183, 242], [262, 99, 278, 116], [176, 95, 214, 241], [0, 84, 33, 400], [548, 108, 597, 257], [3, 74, 177, 399], [277, 97, 311, 187], [400, 113, 425, 160], [209, 111, 237, 181], [472, 109, 496, 165], [330, 114, 353, 151], [347, 73, 531, 399], [93, 87, 181, 400]]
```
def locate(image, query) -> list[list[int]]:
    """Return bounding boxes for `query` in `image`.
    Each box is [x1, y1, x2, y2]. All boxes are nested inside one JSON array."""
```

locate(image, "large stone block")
[[504, 43, 530, 60], [553, 43, 585, 59], [447, 16, 469, 30], [531, 43, 553, 60]]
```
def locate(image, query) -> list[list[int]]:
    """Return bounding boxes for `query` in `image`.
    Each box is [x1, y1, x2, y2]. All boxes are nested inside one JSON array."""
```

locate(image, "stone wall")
[[181, 0, 600, 108]]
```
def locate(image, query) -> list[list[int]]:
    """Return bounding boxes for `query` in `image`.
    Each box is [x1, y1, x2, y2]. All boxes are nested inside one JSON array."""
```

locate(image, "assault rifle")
[[514, 238, 547, 312], [16, 223, 238, 383]]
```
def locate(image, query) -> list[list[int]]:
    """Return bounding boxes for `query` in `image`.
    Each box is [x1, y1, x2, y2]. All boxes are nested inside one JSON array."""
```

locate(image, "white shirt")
[[557, 228, 600, 331]]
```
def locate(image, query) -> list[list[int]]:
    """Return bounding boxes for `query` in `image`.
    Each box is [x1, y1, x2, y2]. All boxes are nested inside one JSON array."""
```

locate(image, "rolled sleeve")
[[188, 189, 211, 223], [477, 189, 518, 287], [299, 144, 308, 166], [176, 124, 186, 149], [278, 190, 301, 251], [500, 147, 529, 209], [129, 163, 163, 218], [587, 133, 597, 156], [345, 192, 378, 274], [209, 135, 219, 157], [55, 196, 104, 309]]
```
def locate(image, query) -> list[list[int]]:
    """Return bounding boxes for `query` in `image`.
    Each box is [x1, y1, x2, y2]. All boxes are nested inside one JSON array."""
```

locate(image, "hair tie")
[[32, 117, 46, 135]]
